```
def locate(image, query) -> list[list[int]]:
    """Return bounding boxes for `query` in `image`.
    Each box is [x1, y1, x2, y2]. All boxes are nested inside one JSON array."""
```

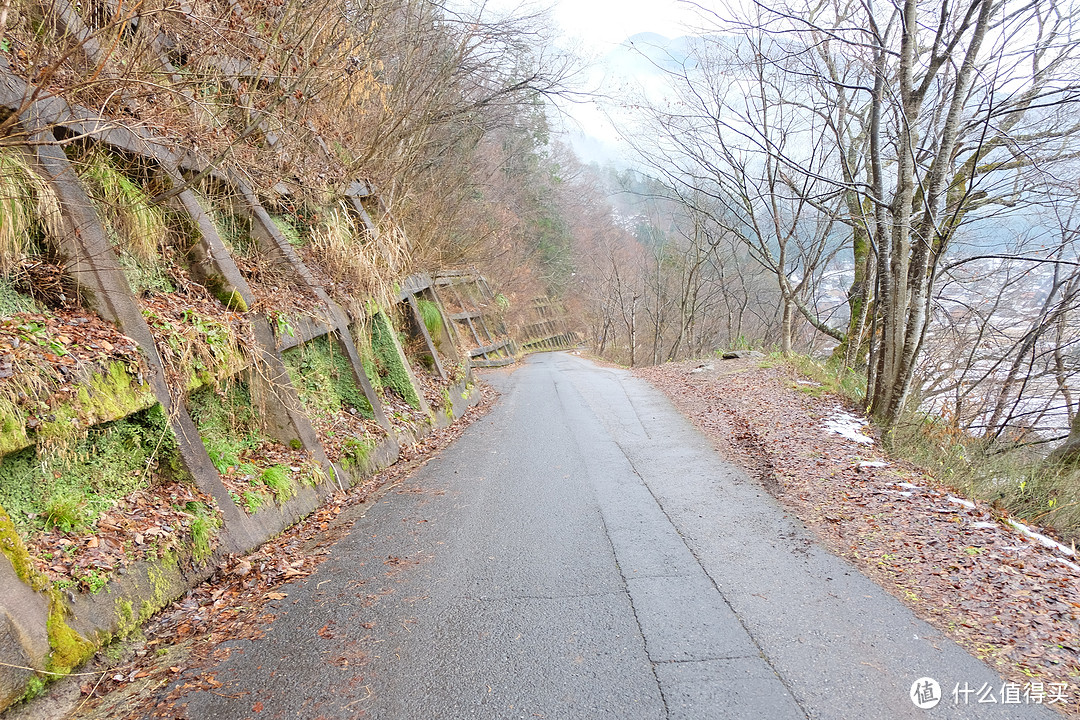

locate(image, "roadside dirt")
[[637, 358, 1080, 713], [7, 383, 496, 720]]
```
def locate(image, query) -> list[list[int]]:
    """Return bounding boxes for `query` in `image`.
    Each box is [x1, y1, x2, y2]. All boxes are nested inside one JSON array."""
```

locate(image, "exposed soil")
[[13, 383, 496, 720], [637, 358, 1080, 713]]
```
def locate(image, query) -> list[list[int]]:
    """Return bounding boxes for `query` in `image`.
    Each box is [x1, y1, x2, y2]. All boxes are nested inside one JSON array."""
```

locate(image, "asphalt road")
[[176, 352, 1057, 719]]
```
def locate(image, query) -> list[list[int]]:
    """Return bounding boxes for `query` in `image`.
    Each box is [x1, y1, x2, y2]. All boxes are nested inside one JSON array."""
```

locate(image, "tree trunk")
[[780, 296, 794, 355], [1047, 412, 1080, 466]]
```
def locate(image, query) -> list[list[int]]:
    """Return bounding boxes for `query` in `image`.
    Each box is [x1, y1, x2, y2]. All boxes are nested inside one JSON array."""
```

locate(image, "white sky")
[[548, 0, 701, 53], [455, 0, 714, 163]]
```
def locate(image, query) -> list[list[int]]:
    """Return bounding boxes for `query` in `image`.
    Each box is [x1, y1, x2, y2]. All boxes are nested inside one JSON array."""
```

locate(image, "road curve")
[[173, 352, 1053, 719]]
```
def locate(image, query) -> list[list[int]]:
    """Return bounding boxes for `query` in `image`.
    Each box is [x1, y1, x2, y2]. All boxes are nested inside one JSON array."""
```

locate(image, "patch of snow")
[[858, 461, 889, 468], [823, 409, 873, 445], [947, 496, 976, 510], [1056, 558, 1080, 573], [881, 490, 914, 498], [971, 521, 997, 530], [897, 482, 922, 490], [1006, 519, 1077, 558], [690, 364, 715, 374], [796, 380, 822, 386]]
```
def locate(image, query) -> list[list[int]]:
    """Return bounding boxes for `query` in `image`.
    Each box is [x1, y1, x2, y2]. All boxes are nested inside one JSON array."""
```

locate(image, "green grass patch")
[[416, 298, 443, 339], [183, 501, 220, 563], [341, 436, 375, 473], [188, 380, 307, 512], [0, 145, 62, 276], [186, 381, 263, 475], [783, 353, 867, 406], [0, 404, 182, 539], [71, 147, 173, 295], [240, 489, 267, 514], [260, 464, 296, 503], [269, 214, 304, 247]]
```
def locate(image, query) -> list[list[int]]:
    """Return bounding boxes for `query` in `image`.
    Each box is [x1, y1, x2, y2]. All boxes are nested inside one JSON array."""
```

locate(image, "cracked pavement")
[[169, 352, 1056, 719]]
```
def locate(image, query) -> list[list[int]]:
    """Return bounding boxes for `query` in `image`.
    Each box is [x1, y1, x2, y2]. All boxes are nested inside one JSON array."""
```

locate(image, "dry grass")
[[305, 200, 411, 312], [71, 148, 168, 264], [0, 146, 63, 275]]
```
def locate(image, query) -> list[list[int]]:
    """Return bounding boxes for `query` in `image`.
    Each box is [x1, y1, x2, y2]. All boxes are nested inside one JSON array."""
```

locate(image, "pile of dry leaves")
[[637, 358, 1080, 712], [0, 309, 145, 404], [28, 483, 220, 592]]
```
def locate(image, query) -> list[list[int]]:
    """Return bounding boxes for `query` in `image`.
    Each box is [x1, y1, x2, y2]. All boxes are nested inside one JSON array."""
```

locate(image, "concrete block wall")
[[0, 75, 478, 711]]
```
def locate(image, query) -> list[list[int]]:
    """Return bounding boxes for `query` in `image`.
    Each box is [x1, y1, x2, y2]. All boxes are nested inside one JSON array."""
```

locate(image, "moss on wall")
[[0, 504, 48, 591], [369, 312, 420, 409], [0, 404, 180, 538], [45, 591, 95, 675], [282, 334, 373, 420], [0, 361, 156, 459]]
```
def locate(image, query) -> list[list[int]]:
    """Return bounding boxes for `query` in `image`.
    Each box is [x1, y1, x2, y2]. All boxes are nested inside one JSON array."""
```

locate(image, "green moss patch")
[[366, 312, 420, 409], [45, 590, 95, 675], [0, 404, 181, 538], [0, 360, 156, 457], [282, 334, 373, 420], [187, 381, 264, 474], [0, 310, 156, 459], [0, 504, 48, 591]]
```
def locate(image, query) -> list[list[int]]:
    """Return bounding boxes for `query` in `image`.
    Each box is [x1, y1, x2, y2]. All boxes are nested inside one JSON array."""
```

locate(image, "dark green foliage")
[[282, 334, 374, 419], [0, 404, 182, 537]]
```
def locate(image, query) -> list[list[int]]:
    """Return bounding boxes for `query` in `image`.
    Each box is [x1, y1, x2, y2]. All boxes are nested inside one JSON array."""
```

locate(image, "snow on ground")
[[823, 407, 874, 445]]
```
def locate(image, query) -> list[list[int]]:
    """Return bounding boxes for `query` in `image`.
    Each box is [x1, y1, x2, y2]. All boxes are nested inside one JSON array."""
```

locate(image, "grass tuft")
[[416, 298, 443, 339], [75, 148, 167, 264], [260, 464, 296, 504], [784, 353, 867, 406], [183, 501, 219, 563], [0, 145, 63, 275], [42, 493, 89, 534]]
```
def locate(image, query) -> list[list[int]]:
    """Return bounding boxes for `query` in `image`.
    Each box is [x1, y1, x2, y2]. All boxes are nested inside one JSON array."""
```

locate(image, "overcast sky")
[[451, 0, 711, 163], [547, 0, 700, 53]]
